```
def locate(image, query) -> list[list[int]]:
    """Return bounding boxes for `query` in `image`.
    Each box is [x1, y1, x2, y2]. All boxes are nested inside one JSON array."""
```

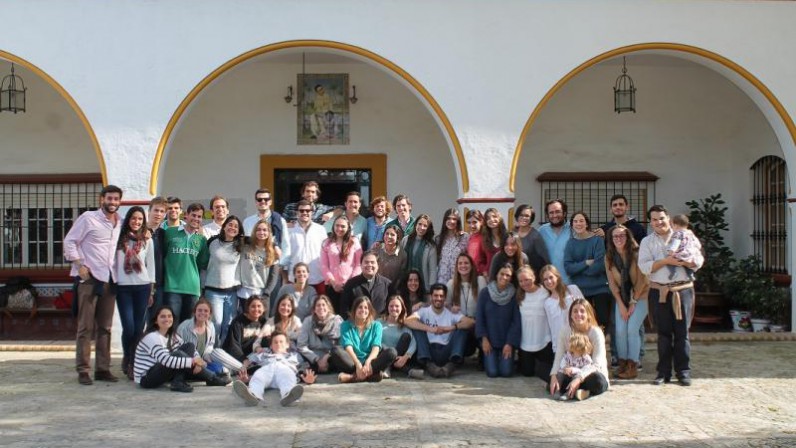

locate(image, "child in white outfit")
[[666, 215, 700, 281], [232, 331, 316, 407], [555, 333, 595, 401]]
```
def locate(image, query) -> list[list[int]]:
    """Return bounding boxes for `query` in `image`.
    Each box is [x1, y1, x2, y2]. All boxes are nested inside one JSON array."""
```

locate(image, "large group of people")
[[63, 183, 702, 405]]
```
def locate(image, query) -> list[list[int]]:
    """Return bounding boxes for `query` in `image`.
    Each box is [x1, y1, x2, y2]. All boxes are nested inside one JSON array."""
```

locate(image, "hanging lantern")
[[0, 63, 27, 113], [614, 56, 636, 113]]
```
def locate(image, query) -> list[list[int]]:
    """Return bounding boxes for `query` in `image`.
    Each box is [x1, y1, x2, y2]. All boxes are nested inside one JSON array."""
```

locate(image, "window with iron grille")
[[750, 156, 788, 274], [1, 175, 101, 270], [537, 172, 658, 228]]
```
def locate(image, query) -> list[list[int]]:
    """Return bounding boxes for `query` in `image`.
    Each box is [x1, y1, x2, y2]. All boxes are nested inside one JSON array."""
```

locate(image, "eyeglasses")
[[256, 197, 271, 203], [298, 209, 312, 213], [612, 234, 628, 240]]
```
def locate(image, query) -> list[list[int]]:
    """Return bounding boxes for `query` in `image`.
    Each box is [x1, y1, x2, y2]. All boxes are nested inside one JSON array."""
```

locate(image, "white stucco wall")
[[0, 0, 792, 200], [0, 61, 99, 174], [516, 56, 782, 258], [1, 0, 795, 328], [161, 56, 457, 220]]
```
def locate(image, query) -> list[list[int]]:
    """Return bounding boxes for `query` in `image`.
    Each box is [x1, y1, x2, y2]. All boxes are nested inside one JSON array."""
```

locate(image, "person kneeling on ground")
[[134, 306, 231, 393], [233, 331, 316, 406]]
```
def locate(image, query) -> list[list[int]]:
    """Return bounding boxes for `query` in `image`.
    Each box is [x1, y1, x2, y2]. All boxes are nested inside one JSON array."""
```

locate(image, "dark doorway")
[[274, 168, 373, 217]]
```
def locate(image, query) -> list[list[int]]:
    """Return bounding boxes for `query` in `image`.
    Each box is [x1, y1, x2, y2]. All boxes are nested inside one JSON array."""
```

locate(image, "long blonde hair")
[[249, 219, 277, 266], [540, 264, 568, 310]]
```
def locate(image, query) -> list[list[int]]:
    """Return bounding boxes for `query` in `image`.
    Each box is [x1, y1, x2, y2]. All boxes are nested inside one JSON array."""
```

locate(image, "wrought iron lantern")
[[613, 56, 636, 113], [0, 63, 27, 113]]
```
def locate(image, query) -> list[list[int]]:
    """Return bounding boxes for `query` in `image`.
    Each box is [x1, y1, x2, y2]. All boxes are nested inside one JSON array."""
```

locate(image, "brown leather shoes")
[[94, 370, 119, 382], [78, 372, 93, 385]]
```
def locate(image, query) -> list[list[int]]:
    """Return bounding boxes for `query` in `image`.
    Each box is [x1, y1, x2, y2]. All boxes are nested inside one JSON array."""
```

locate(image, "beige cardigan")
[[605, 253, 650, 305]]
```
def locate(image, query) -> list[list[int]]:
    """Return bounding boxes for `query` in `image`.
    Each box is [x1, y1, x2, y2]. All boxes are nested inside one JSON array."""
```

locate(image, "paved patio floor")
[[1, 341, 795, 447]]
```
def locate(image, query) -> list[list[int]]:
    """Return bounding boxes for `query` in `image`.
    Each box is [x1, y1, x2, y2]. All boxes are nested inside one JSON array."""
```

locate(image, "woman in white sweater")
[[115, 206, 156, 379], [516, 266, 554, 381], [134, 306, 229, 392], [549, 298, 610, 401]]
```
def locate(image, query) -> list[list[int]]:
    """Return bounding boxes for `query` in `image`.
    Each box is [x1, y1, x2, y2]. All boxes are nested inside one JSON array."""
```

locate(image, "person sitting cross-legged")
[[330, 296, 397, 383], [405, 283, 474, 378]]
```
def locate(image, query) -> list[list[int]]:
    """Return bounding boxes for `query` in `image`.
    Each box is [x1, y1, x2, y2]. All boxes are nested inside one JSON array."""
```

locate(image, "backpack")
[[2, 276, 37, 310]]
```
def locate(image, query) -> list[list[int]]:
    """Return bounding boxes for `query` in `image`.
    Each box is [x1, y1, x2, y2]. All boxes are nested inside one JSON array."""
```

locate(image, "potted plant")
[[685, 194, 734, 293], [754, 277, 789, 332], [724, 255, 780, 331], [686, 194, 735, 327]]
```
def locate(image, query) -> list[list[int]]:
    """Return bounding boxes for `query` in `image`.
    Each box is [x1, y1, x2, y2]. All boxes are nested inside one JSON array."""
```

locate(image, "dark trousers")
[[391, 333, 413, 372], [518, 342, 554, 382], [651, 287, 692, 377], [395, 333, 412, 356], [144, 285, 164, 332], [557, 371, 609, 397], [586, 292, 613, 329], [326, 288, 343, 318], [329, 346, 397, 377], [267, 276, 284, 318], [139, 342, 194, 389]]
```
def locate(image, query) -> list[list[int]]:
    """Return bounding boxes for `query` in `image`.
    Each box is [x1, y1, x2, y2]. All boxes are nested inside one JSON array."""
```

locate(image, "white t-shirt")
[[518, 287, 551, 352], [543, 285, 583, 353], [415, 306, 463, 345], [202, 221, 222, 239]]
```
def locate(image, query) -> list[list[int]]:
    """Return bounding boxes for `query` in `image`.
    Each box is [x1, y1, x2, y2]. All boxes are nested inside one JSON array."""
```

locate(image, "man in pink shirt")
[[63, 185, 123, 385]]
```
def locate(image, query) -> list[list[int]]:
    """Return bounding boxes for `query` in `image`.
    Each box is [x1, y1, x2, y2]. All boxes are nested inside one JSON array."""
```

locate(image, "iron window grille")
[[537, 172, 658, 229], [750, 156, 788, 274], [1, 175, 101, 270]]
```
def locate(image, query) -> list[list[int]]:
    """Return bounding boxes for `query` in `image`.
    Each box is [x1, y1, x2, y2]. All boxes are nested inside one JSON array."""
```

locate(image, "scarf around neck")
[[612, 252, 633, 307], [123, 232, 145, 275], [487, 281, 516, 306], [313, 314, 339, 339]]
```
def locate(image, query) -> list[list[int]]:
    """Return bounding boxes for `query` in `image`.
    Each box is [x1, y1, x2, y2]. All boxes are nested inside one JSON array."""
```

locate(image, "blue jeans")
[[614, 300, 648, 362], [166, 292, 198, 324], [412, 329, 467, 367], [483, 347, 514, 378], [204, 288, 237, 344], [116, 284, 150, 360]]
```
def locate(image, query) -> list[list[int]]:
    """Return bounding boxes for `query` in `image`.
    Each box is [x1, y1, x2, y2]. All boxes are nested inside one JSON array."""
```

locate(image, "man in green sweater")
[[163, 203, 210, 323]]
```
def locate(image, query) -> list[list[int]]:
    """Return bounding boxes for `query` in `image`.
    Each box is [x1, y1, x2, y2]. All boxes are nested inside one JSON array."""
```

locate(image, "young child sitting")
[[555, 333, 595, 401], [666, 214, 700, 280], [232, 331, 316, 407]]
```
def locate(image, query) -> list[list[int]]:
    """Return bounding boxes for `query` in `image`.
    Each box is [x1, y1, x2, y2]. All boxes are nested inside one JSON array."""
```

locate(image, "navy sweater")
[[475, 288, 521, 349]]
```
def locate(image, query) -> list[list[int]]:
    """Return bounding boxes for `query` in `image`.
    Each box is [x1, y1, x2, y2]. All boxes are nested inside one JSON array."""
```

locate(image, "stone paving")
[[1, 341, 795, 447]]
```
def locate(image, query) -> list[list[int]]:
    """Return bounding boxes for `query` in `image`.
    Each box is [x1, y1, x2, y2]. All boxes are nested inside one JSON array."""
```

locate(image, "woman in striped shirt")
[[134, 306, 229, 392]]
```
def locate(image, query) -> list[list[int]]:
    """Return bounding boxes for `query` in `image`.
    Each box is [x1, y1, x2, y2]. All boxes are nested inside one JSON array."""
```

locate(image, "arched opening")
[[152, 40, 468, 221], [0, 51, 105, 282], [513, 44, 794, 264], [512, 43, 796, 329]]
